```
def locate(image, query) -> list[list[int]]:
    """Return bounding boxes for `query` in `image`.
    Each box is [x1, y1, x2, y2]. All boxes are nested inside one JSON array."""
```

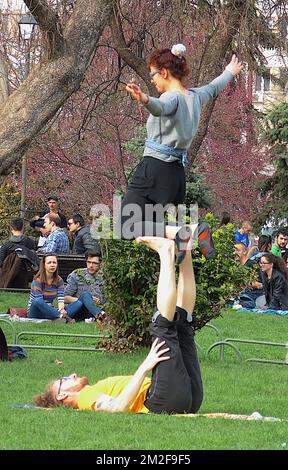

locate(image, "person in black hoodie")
[[260, 252, 288, 310], [67, 214, 100, 255], [0, 218, 36, 288]]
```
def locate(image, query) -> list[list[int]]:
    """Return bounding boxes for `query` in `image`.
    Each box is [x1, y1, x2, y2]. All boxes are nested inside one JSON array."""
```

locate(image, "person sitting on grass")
[[271, 228, 288, 258], [234, 243, 265, 309], [64, 251, 105, 322], [259, 252, 288, 311], [28, 253, 74, 323], [33, 236, 203, 414]]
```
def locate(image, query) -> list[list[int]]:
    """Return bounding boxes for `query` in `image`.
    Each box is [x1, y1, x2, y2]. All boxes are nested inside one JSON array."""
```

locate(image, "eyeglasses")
[[259, 261, 271, 265], [87, 261, 101, 266], [57, 376, 70, 395], [149, 69, 160, 79]]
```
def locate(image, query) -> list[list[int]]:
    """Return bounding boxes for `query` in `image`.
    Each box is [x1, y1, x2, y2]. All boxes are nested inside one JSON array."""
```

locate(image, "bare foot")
[[136, 236, 175, 256]]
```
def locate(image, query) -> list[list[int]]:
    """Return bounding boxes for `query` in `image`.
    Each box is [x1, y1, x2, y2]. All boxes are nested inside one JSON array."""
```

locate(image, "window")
[[254, 70, 271, 93]]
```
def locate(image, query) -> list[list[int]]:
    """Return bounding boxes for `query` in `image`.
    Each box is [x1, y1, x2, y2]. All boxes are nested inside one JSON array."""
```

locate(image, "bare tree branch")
[[0, 0, 116, 179], [24, 0, 64, 57], [110, 2, 155, 95]]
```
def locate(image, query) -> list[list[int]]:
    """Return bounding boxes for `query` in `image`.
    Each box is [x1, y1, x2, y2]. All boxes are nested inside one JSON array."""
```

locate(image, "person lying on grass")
[[34, 237, 203, 414]]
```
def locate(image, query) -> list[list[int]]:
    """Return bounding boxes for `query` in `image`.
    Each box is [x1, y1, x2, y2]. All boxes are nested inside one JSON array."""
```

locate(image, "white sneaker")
[[85, 317, 96, 323]]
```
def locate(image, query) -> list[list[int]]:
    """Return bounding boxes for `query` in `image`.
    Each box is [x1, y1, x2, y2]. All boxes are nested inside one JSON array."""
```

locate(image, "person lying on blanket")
[[33, 237, 203, 414]]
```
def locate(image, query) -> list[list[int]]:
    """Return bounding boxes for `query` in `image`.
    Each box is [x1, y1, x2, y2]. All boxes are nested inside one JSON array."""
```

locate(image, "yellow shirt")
[[77, 376, 151, 413]]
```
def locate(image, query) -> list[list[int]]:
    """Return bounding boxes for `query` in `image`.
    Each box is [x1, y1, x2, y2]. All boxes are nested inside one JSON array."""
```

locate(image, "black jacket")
[[262, 269, 288, 310], [0, 235, 35, 267], [72, 226, 100, 255]]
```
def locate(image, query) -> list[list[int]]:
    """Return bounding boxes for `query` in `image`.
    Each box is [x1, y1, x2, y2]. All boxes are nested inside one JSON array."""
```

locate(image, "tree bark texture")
[[0, 0, 116, 177]]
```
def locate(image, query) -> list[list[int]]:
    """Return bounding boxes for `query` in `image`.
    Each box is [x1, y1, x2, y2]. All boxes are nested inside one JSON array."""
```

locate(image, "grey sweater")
[[143, 69, 233, 162]]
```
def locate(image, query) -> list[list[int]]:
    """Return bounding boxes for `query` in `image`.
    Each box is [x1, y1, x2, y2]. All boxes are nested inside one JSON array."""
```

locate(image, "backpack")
[[0, 328, 27, 361], [238, 292, 256, 309], [7, 346, 28, 360]]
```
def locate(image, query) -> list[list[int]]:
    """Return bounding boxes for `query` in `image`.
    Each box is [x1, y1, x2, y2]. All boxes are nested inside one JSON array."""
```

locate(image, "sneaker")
[[85, 317, 96, 323], [53, 317, 67, 324], [175, 226, 192, 265], [65, 317, 76, 324], [197, 221, 215, 259]]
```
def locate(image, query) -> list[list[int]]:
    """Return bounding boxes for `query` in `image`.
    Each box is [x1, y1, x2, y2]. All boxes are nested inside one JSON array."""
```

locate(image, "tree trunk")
[[0, 0, 115, 179]]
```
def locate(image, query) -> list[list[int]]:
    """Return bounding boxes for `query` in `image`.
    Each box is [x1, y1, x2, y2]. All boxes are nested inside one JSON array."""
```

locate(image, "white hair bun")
[[171, 44, 186, 57]]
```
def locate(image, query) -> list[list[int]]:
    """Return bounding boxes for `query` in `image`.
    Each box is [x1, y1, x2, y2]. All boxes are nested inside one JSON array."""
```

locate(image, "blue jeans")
[[28, 298, 61, 320], [239, 288, 265, 309], [66, 292, 103, 321]]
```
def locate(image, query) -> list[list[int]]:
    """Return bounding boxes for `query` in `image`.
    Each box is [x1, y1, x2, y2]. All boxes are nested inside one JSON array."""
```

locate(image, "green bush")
[[192, 213, 255, 330], [100, 239, 159, 350], [255, 102, 288, 227], [99, 214, 255, 351]]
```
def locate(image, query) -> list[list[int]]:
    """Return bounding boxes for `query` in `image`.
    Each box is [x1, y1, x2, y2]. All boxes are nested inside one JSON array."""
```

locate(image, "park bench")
[[0, 254, 87, 293], [36, 253, 87, 282]]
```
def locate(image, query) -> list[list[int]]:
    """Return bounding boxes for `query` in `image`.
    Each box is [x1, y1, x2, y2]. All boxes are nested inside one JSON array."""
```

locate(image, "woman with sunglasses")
[[122, 44, 243, 263], [27, 253, 74, 323], [260, 253, 288, 310]]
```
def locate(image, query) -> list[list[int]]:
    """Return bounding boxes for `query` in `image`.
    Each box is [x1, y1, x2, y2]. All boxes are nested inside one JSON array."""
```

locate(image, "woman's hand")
[[140, 338, 170, 373], [126, 82, 149, 104], [226, 54, 244, 76]]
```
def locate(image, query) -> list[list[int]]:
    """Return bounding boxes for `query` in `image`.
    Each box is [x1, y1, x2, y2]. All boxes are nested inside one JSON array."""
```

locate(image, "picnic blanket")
[[0, 313, 50, 322], [232, 306, 288, 316], [175, 411, 284, 422], [9, 405, 285, 421]]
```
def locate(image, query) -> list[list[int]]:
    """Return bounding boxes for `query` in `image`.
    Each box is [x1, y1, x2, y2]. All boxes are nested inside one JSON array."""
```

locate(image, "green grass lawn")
[[0, 292, 287, 450]]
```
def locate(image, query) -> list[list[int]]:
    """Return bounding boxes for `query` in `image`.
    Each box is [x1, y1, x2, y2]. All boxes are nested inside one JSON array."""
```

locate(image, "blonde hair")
[[234, 243, 247, 254]]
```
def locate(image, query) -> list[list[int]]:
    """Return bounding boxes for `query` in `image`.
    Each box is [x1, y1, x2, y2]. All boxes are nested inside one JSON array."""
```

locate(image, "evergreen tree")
[[256, 102, 288, 227]]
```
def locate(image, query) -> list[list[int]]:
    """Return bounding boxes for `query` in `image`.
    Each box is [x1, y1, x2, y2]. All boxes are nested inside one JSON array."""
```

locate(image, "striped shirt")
[[27, 276, 65, 312]]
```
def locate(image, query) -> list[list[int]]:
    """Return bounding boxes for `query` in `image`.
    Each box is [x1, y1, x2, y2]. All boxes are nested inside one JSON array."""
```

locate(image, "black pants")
[[144, 307, 203, 414], [121, 157, 185, 239]]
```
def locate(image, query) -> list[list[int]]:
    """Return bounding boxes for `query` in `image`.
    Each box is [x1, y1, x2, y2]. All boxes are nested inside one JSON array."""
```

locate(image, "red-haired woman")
[[122, 45, 243, 263]]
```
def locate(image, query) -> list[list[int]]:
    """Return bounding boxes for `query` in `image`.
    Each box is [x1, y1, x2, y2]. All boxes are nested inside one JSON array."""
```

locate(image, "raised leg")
[[136, 237, 176, 321], [139, 237, 193, 414], [175, 248, 203, 413], [176, 244, 196, 315]]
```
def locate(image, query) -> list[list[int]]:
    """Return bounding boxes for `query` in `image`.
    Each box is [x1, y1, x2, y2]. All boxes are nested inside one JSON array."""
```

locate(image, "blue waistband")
[[145, 139, 189, 166]]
